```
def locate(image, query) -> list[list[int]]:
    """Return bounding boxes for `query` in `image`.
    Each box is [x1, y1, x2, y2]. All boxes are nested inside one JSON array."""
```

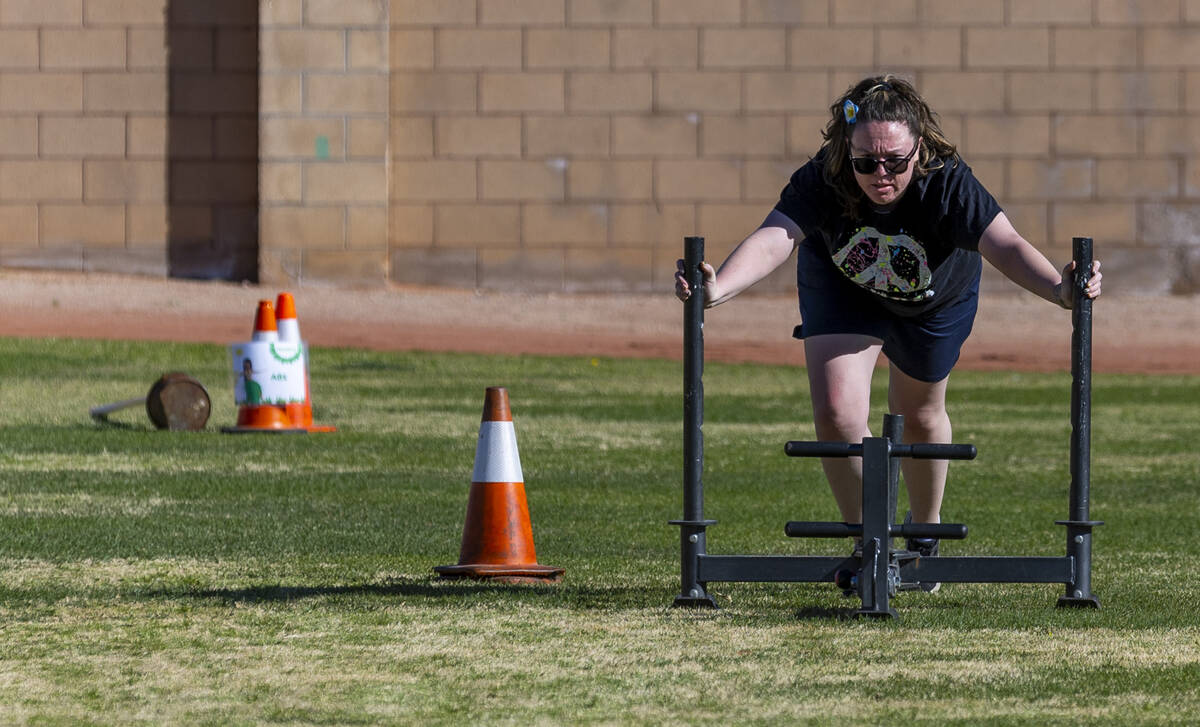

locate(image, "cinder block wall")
[[0, 0, 259, 280], [377, 0, 1200, 294], [259, 0, 391, 286], [167, 1, 260, 282], [2, 1, 1198, 295], [0, 0, 169, 275]]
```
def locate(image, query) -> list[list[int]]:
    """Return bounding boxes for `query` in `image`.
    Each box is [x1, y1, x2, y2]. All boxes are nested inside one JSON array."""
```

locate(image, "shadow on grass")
[[88, 418, 141, 431], [144, 578, 671, 610]]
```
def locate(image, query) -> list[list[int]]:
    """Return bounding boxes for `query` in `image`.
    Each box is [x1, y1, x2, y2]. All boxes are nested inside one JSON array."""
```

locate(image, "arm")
[[676, 209, 801, 307], [977, 212, 1102, 308]]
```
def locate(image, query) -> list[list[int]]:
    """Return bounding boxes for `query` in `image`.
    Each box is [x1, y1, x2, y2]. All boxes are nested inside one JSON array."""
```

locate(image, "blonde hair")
[[821, 74, 959, 218]]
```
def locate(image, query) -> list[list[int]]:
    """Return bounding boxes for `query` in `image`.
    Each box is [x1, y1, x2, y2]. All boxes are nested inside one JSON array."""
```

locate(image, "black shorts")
[[792, 240, 978, 383]]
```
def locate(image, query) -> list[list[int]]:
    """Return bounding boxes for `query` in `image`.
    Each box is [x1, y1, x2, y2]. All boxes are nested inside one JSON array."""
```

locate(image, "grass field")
[[1, 336, 1198, 725]]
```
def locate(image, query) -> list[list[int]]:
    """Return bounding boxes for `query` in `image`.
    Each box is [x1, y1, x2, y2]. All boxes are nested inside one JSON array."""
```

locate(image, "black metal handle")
[[895, 443, 977, 460], [783, 521, 968, 540], [1059, 235, 1100, 608], [675, 236, 716, 607], [891, 522, 968, 540], [1069, 236, 1092, 523], [784, 441, 861, 458], [785, 441, 976, 460], [682, 236, 705, 522], [684, 236, 704, 290], [783, 521, 862, 538]]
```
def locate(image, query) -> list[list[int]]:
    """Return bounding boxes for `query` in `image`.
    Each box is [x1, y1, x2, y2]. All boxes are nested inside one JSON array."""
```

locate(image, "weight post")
[[671, 235, 717, 608], [1057, 236, 1102, 609], [856, 437, 897, 619]]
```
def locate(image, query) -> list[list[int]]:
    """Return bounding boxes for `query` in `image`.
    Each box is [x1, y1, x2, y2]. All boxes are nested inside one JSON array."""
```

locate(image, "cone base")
[[220, 426, 309, 434], [223, 403, 336, 433], [433, 563, 564, 584], [218, 425, 335, 433]]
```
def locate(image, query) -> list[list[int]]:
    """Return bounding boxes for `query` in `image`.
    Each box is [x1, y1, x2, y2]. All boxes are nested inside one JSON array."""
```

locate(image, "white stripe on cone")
[[277, 319, 300, 342], [472, 420, 523, 483]]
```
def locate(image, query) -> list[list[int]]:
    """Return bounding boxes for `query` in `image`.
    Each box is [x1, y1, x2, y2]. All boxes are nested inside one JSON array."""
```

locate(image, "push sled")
[[670, 236, 1101, 619]]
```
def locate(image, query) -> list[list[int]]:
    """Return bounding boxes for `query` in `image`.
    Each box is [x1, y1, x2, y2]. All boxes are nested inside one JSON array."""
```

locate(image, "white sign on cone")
[[229, 341, 307, 406]]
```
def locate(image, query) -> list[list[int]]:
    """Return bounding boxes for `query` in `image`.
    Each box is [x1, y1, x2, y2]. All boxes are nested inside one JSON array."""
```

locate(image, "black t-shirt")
[[774, 148, 1002, 317]]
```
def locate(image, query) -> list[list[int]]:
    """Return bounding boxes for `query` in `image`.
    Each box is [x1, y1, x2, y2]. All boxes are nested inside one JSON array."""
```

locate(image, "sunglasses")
[[848, 141, 919, 175]]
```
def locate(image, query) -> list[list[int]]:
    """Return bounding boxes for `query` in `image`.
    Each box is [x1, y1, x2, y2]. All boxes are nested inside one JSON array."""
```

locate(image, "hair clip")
[[843, 99, 859, 125]]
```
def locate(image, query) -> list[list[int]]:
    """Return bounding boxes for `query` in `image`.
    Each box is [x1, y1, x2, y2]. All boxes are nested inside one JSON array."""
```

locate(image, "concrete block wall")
[[384, 0, 1200, 295], [168, 0, 260, 281], [259, 0, 391, 286], [0, 0, 170, 275], [0, 0, 261, 280], [1, 1, 1198, 295]]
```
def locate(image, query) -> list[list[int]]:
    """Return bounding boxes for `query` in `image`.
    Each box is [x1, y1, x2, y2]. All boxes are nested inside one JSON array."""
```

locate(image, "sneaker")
[[905, 537, 940, 593]]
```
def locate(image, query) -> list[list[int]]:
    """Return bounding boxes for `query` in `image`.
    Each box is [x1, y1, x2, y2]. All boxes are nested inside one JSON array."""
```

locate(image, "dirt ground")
[[0, 268, 1196, 375]]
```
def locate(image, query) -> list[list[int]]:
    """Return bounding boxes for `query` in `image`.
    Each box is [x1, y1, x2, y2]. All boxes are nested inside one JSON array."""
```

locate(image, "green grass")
[[1, 336, 1198, 724]]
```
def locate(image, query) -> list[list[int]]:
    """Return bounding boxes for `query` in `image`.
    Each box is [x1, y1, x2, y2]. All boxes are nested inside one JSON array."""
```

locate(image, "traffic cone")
[[251, 300, 278, 341], [434, 387, 564, 584], [221, 299, 304, 433], [276, 292, 314, 429], [229, 401, 297, 431], [275, 292, 300, 343]]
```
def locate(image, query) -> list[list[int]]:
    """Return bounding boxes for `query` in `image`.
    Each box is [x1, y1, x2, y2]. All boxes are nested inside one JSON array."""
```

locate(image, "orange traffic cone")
[[434, 387, 564, 584], [275, 292, 301, 343], [251, 299, 278, 341], [222, 299, 305, 433], [275, 292, 335, 432]]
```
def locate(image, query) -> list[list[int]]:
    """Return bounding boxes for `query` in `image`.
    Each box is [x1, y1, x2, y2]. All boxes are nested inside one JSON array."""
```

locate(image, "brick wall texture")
[[0, 0, 170, 275], [2, 0, 1199, 294]]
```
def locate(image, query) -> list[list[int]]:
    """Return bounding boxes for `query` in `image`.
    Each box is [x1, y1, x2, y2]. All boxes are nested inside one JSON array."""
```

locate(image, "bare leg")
[[803, 334, 883, 523], [887, 363, 952, 524]]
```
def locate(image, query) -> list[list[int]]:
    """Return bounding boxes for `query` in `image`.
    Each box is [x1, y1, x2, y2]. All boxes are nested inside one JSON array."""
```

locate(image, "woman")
[[674, 75, 1102, 585]]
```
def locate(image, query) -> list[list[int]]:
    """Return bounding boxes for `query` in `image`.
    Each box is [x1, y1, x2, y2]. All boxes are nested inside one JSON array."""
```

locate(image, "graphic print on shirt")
[[832, 226, 934, 301]]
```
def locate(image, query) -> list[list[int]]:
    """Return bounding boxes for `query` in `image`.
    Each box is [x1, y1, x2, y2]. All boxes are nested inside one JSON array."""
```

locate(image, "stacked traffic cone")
[[221, 294, 335, 434], [252, 300, 277, 341], [275, 292, 301, 343], [276, 292, 335, 433], [435, 387, 564, 584], [222, 300, 303, 433]]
